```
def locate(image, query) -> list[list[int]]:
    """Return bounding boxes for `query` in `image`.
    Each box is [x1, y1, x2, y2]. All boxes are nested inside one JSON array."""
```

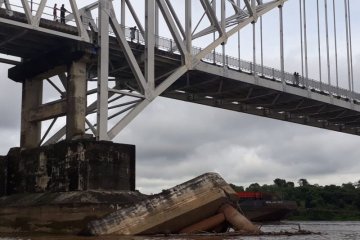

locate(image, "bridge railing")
[[185, 41, 358, 100], [3, 0, 93, 28], [1, 2, 359, 101]]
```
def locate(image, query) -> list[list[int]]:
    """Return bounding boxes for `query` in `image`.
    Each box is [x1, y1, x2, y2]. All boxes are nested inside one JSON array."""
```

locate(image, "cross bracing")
[[0, 0, 359, 149]]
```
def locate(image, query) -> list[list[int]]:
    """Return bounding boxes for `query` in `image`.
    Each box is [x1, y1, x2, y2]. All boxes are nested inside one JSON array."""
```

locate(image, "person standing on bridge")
[[60, 4, 69, 24], [294, 72, 300, 85], [53, 4, 58, 21], [130, 26, 137, 42]]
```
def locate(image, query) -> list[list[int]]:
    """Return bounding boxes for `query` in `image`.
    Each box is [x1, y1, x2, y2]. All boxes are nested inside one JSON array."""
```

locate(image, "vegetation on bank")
[[231, 179, 360, 221]]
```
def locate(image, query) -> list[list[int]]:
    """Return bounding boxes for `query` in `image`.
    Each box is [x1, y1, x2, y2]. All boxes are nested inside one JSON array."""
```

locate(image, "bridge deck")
[[1, 7, 360, 135]]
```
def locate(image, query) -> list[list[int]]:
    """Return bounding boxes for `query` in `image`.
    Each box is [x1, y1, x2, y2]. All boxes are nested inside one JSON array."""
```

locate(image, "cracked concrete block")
[[86, 172, 237, 235], [1, 140, 135, 195]]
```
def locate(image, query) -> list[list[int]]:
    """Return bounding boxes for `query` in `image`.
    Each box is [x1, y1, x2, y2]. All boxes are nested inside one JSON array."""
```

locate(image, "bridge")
[[0, 0, 359, 150]]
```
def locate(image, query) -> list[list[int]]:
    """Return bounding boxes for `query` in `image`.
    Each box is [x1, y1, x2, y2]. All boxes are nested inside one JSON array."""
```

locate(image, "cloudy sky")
[[1, 0, 360, 194]]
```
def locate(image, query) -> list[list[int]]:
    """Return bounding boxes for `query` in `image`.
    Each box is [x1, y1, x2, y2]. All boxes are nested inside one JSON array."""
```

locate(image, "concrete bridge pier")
[[20, 57, 89, 148], [20, 78, 43, 149], [8, 46, 93, 149], [66, 56, 88, 141], [2, 50, 137, 198]]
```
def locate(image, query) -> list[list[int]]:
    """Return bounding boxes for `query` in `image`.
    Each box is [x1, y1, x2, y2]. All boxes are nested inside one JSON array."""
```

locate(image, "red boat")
[[237, 192, 297, 222]]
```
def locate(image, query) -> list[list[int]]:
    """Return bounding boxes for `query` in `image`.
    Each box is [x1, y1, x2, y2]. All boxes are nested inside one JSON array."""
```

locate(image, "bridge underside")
[[165, 67, 360, 135], [99, 41, 360, 136], [0, 9, 81, 59], [1, 4, 360, 147]]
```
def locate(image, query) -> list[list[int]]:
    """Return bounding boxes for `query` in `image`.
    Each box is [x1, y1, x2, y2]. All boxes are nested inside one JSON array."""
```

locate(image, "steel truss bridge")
[[0, 0, 359, 149]]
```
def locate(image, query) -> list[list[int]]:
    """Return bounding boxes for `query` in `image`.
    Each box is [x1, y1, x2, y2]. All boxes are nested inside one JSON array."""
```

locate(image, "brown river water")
[[1, 221, 360, 240]]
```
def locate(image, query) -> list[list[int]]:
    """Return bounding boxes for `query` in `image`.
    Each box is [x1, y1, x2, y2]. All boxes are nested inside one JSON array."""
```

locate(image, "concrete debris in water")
[[179, 212, 226, 234], [85, 172, 260, 236]]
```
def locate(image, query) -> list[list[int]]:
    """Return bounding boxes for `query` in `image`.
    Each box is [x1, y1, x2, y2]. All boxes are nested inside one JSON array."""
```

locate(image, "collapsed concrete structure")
[[0, 140, 259, 235], [85, 173, 260, 236], [0, 190, 146, 234], [0, 139, 139, 234]]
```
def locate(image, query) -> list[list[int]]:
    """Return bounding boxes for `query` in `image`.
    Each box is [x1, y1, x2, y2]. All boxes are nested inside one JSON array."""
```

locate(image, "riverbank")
[[231, 178, 360, 221]]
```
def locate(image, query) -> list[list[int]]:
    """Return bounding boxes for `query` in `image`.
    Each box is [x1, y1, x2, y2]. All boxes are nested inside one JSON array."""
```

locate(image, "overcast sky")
[[1, 0, 360, 194]]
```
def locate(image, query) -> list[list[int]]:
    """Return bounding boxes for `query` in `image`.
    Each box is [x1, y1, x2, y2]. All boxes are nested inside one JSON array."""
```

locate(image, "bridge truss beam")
[[95, 0, 286, 141], [0, 0, 286, 147]]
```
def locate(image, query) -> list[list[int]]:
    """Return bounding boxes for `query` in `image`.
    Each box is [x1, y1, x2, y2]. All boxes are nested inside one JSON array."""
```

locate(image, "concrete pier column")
[[179, 213, 226, 234], [66, 57, 88, 140], [219, 204, 260, 234], [20, 79, 43, 149]]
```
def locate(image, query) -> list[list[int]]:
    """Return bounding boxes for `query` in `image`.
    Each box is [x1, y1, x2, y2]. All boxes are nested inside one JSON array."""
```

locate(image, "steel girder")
[[95, 0, 286, 141], [0, 0, 286, 144]]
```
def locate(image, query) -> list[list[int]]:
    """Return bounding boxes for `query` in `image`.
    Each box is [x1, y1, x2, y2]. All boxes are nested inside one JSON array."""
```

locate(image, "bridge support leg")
[[20, 79, 43, 149], [66, 57, 88, 140]]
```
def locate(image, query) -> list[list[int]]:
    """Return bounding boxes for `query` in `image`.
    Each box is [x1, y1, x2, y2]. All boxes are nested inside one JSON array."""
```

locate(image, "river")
[[1, 221, 360, 240]]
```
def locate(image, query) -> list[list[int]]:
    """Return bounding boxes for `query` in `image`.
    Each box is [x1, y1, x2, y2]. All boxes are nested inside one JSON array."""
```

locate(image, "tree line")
[[231, 179, 360, 220]]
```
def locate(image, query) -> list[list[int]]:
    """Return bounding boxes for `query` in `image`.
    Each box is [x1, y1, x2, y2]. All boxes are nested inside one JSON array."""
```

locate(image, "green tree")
[[286, 181, 295, 188], [298, 178, 310, 187], [230, 184, 244, 192], [354, 180, 360, 189], [231, 178, 360, 221], [247, 183, 261, 191], [274, 178, 287, 188], [342, 182, 355, 191]]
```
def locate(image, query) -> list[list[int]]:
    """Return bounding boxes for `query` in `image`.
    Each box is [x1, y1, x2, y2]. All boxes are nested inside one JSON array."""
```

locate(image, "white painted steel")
[[157, 0, 188, 59], [33, 0, 47, 26], [344, 0, 351, 92], [302, 0, 308, 86], [165, 0, 185, 38], [324, 0, 330, 86], [316, 0, 322, 86], [346, 0, 354, 94], [279, 4, 284, 86], [8, 0, 360, 141], [332, 0, 339, 91], [69, 0, 90, 41], [97, 0, 110, 140], [145, 0, 155, 91], [299, 0, 304, 80], [109, 5, 147, 93], [20, 0, 33, 24], [125, 0, 144, 37], [121, 0, 125, 25]]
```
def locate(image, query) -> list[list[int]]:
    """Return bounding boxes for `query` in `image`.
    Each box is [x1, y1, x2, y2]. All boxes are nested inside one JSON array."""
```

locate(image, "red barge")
[[237, 192, 297, 222]]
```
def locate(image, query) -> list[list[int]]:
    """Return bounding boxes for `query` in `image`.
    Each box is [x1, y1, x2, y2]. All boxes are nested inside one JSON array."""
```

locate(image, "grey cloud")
[[0, 129, 19, 154], [2, 1, 360, 194], [113, 96, 360, 193], [0, 67, 21, 130]]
